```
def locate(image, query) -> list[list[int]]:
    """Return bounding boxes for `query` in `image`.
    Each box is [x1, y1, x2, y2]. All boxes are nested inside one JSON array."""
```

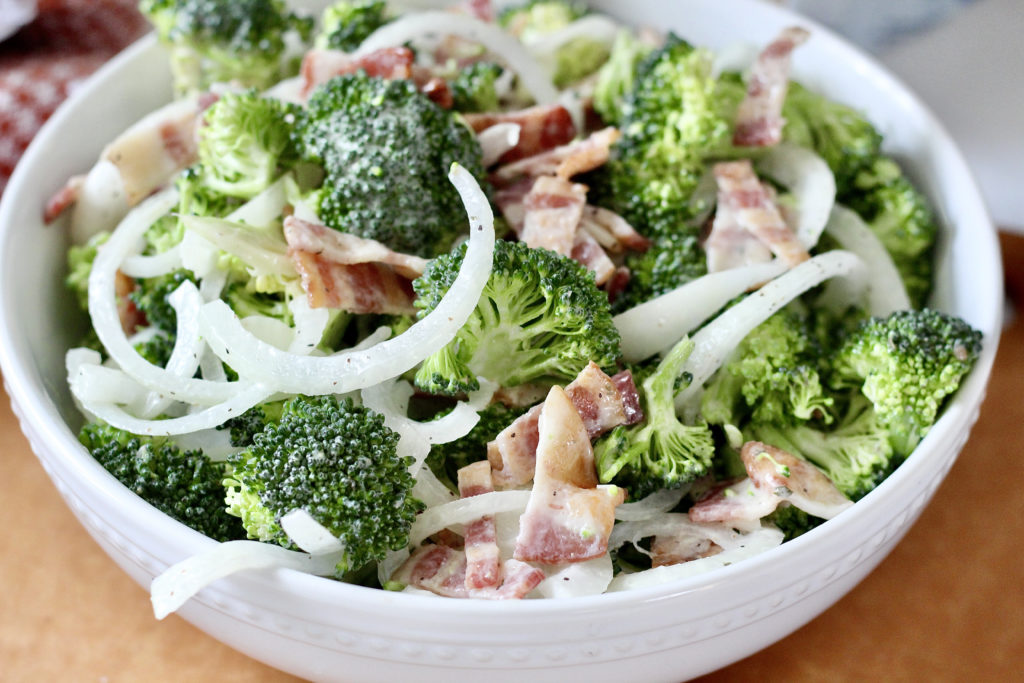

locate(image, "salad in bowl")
[[2, 0, 997, 679]]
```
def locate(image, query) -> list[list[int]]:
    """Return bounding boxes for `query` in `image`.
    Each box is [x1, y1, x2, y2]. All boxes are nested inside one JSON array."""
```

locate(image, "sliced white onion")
[[478, 123, 521, 167], [182, 215, 294, 278], [409, 490, 532, 547], [170, 427, 239, 461], [287, 296, 330, 355], [676, 250, 865, 417], [412, 468, 458, 508], [533, 554, 613, 599], [614, 260, 787, 363], [197, 164, 495, 396], [120, 244, 183, 278], [70, 159, 129, 244], [614, 487, 689, 522], [224, 175, 289, 226], [241, 315, 295, 350], [756, 142, 835, 250], [151, 540, 344, 619], [823, 204, 910, 316], [521, 14, 621, 55], [70, 364, 149, 408], [356, 11, 559, 105], [377, 547, 411, 588], [180, 229, 220, 281], [605, 526, 784, 592], [140, 280, 206, 418], [280, 509, 346, 556], [608, 513, 743, 553], [198, 346, 228, 382]]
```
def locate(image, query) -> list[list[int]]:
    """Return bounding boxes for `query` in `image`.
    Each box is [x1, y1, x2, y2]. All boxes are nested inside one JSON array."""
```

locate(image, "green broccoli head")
[[701, 305, 834, 428], [139, 0, 314, 95], [498, 1, 608, 87], [830, 308, 982, 457], [66, 231, 110, 311], [595, 336, 715, 499], [315, 0, 390, 52], [611, 232, 707, 313], [197, 90, 300, 200], [225, 395, 422, 573], [79, 422, 245, 542], [424, 402, 528, 491], [750, 395, 896, 500], [134, 332, 176, 368], [592, 29, 655, 126], [412, 240, 621, 396], [141, 167, 242, 256], [764, 503, 825, 541], [128, 269, 197, 334], [217, 400, 286, 447], [450, 62, 503, 113], [293, 73, 486, 258]]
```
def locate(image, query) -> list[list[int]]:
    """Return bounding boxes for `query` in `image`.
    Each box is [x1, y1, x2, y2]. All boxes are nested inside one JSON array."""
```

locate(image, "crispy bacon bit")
[[419, 76, 454, 109], [43, 175, 84, 223], [488, 362, 639, 489], [650, 517, 724, 567], [571, 229, 616, 286], [458, 461, 501, 591], [705, 169, 773, 272], [712, 160, 809, 267], [290, 252, 417, 314], [687, 477, 778, 530], [491, 127, 621, 185], [604, 266, 632, 305], [580, 204, 651, 253], [115, 270, 145, 335], [394, 545, 544, 599], [299, 46, 415, 99], [514, 386, 625, 564], [521, 175, 587, 256], [733, 26, 810, 147], [464, 104, 576, 164], [283, 216, 428, 279]]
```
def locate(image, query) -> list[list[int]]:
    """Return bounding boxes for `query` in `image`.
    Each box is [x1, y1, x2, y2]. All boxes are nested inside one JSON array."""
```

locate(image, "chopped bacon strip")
[[299, 46, 415, 99], [650, 517, 724, 567], [604, 266, 632, 305], [733, 26, 810, 147], [115, 270, 145, 335], [712, 160, 809, 267], [43, 175, 84, 224], [488, 362, 642, 489], [520, 175, 587, 257], [580, 204, 651, 253], [290, 252, 417, 315], [464, 104, 576, 164], [457, 461, 501, 591], [571, 229, 616, 286], [705, 169, 774, 272], [394, 545, 544, 599], [283, 216, 427, 279], [419, 76, 454, 109], [491, 127, 620, 185], [514, 386, 626, 564], [689, 441, 852, 527]]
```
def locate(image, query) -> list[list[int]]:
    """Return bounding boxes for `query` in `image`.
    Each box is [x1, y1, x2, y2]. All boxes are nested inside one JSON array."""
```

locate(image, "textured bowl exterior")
[[0, 2, 1002, 682]]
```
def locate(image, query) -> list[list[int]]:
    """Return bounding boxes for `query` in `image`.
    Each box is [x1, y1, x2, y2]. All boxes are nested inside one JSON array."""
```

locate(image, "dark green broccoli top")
[[316, 0, 390, 52], [293, 73, 486, 258]]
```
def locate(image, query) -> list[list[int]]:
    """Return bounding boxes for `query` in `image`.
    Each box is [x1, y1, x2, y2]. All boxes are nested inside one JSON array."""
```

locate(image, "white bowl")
[[0, 1, 1002, 681]]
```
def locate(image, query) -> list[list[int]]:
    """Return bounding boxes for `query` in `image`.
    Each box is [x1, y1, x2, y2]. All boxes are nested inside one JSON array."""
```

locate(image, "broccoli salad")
[[53, 0, 982, 614]]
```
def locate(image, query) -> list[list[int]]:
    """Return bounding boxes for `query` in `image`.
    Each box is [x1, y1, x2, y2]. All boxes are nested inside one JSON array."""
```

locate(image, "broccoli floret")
[[412, 240, 621, 395], [315, 0, 390, 52], [224, 395, 422, 573], [425, 402, 527, 491], [701, 305, 834, 428], [592, 29, 654, 126], [612, 233, 706, 313], [764, 503, 825, 541], [129, 269, 197, 334], [594, 336, 715, 499], [450, 62, 503, 113], [141, 167, 241, 255], [843, 157, 938, 307], [139, 0, 313, 95], [750, 395, 896, 501], [66, 231, 110, 310], [293, 73, 486, 258], [830, 308, 982, 457], [197, 90, 299, 200], [217, 401, 286, 447], [79, 422, 244, 542], [499, 1, 608, 87], [134, 332, 176, 368]]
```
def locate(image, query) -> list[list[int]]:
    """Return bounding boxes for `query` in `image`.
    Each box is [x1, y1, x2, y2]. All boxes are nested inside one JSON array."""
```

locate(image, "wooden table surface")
[[1, 233, 1021, 681]]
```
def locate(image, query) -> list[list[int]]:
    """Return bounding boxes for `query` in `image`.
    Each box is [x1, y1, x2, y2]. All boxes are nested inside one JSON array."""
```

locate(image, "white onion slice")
[[412, 468, 458, 508], [823, 204, 910, 316], [151, 541, 344, 619], [409, 490, 532, 547], [120, 244, 183, 278], [521, 14, 621, 56], [676, 250, 865, 417], [225, 174, 288, 225], [70, 364, 149, 407], [533, 555, 613, 599], [287, 296, 330, 355], [141, 280, 206, 418], [614, 487, 689, 522], [280, 509, 346, 556], [182, 215, 294, 278], [614, 260, 787, 362], [356, 11, 558, 105], [608, 513, 743, 553], [605, 526, 784, 592], [478, 123, 521, 167], [756, 143, 836, 250], [197, 164, 495, 396], [170, 427, 239, 461]]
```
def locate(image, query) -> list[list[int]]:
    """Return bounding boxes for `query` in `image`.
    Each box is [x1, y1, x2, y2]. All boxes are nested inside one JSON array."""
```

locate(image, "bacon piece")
[[514, 386, 625, 564], [712, 160, 809, 267], [488, 362, 641, 489], [419, 76, 454, 109], [650, 516, 724, 567], [687, 478, 779, 531], [299, 46, 415, 98], [604, 266, 632, 305], [571, 229, 616, 286], [283, 216, 428, 279], [464, 105, 576, 164], [493, 175, 533, 234], [394, 545, 544, 599], [733, 26, 810, 147], [458, 461, 501, 591], [43, 175, 84, 223], [520, 175, 587, 256], [491, 127, 620, 185], [290, 252, 417, 314], [580, 204, 651, 253], [705, 172, 773, 273], [115, 270, 145, 335]]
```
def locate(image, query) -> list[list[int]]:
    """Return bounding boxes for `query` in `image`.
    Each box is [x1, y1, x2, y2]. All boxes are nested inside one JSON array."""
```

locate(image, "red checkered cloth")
[[0, 0, 148, 196]]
